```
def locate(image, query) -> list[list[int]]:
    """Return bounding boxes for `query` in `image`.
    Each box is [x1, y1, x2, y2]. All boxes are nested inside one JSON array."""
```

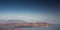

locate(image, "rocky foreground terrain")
[[0, 20, 52, 30]]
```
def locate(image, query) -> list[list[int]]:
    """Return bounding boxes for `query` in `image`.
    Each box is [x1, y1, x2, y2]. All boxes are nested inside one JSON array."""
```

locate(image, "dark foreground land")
[[0, 24, 60, 30]]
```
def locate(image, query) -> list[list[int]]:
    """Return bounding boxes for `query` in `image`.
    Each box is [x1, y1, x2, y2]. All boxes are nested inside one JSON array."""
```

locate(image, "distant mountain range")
[[0, 20, 26, 24]]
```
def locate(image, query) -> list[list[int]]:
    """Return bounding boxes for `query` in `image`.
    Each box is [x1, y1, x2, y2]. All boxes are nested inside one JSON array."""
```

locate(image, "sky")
[[0, 0, 60, 23]]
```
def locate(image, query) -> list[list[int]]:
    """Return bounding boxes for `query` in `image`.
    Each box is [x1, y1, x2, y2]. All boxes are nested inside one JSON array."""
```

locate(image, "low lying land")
[[0, 21, 52, 30]]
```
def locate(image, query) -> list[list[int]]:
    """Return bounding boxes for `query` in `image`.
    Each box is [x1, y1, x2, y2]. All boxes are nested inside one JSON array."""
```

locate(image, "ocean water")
[[23, 28, 51, 30]]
